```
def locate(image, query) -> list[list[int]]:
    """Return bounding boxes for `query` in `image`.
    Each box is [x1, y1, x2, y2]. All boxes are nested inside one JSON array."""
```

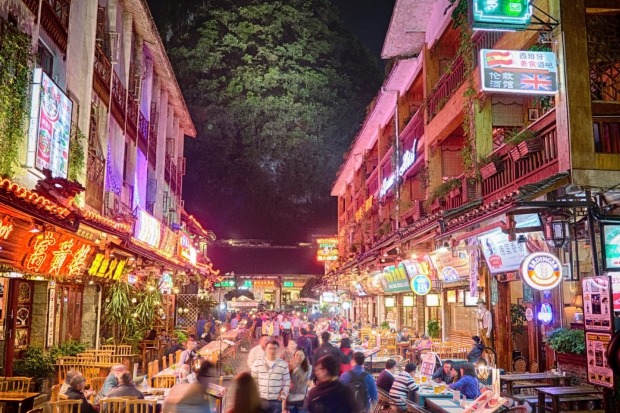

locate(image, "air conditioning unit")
[[109, 32, 120, 64], [105, 191, 122, 215]]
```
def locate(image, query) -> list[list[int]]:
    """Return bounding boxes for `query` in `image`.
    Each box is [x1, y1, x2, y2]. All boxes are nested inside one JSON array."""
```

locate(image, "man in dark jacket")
[[254, 315, 263, 339], [307, 323, 320, 350], [313, 332, 343, 366], [466, 336, 485, 363], [376, 359, 397, 392], [106, 372, 144, 401], [66, 375, 97, 413], [306, 355, 359, 413], [296, 328, 313, 361]]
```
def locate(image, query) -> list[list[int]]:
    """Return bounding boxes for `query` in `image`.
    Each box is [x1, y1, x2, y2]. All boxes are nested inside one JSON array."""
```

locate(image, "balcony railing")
[[40, 0, 71, 53], [149, 103, 159, 167], [111, 72, 126, 128], [164, 154, 179, 194], [593, 117, 620, 154], [138, 111, 149, 153], [482, 109, 558, 202], [126, 97, 138, 141], [93, 46, 111, 103]]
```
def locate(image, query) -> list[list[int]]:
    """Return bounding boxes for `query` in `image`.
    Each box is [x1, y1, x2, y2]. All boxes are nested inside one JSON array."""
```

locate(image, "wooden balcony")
[[482, 109, 559, 203], [40, 0, 71, 53], [138, 111, 149, 154], [93, 46, 111, 103], [164, 154, 179, 194], [126, 97, 138, 141], [593, 116, 620, 153], [111, 72, 126, 128]]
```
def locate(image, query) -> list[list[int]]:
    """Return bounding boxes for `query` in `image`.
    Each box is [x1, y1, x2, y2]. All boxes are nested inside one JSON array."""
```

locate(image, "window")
[[38, 42, 54, 77]]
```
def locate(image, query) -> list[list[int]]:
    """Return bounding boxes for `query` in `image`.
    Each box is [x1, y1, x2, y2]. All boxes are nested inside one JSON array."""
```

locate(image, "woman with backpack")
[[339, 338, 353, 375]]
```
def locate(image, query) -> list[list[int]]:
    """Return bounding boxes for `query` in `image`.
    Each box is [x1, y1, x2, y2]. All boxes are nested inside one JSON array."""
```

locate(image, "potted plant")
[[478, 154, 503, 180], [546, 327, 586, 367], [427, 319, 441, 339], [13, 346, 55, 393], [510, 303, 527, 352], [504, 128, 542, 159]]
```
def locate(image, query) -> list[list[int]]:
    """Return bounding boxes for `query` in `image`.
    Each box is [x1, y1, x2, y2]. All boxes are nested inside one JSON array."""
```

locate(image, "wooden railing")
[[111, 72, 126, 128], [126, 97, 138, 141], [138, 111, 149, 154], [482, 110, 558, 202], [427, 56, 465, 121], [40, 0, 71, 53], [93, 46, 111, 103], [593, 116, 620, 153]]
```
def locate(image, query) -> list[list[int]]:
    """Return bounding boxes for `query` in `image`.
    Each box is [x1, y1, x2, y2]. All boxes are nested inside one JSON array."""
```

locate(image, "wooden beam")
[[586, 0, 620, 12]]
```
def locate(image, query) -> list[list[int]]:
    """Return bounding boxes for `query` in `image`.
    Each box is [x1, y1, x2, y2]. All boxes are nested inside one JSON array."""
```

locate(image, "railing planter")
[[449, 186, 461, 199], [480, 160, 504, 180], [462, 177, 478, 202], [517, 136, 544, 157], [508, 146, 522, 162]]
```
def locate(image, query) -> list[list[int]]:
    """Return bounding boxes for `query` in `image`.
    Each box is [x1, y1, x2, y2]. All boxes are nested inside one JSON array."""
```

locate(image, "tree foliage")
[[156, 0, 382, 242]]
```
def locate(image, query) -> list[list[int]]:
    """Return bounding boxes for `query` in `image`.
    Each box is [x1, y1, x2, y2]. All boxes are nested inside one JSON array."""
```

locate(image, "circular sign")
[[525, 308, 534, 322], [538, 303, 553, 324], [410, 275, 431, 296], [342, 301, 351, 310], [520, 252, 562, 291]]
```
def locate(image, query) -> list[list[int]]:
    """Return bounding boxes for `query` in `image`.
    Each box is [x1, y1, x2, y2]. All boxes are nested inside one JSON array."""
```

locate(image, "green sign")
[[214, 280, 235, 288], [283, 281, 294, 288], [243, 280, 253, 287], [380, 264, 412, 293], [602, 224, 620, 271], [471, 0, 532, 31]]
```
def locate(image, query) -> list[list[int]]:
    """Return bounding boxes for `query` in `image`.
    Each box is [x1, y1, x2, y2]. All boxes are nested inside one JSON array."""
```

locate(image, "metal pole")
[[95, 284, 102, 349]]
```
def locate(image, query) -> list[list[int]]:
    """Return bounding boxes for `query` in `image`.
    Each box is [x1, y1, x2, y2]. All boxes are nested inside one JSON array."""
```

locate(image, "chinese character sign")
[[471, 0, 532, 31], [23, 232, 95, 276], [480, 49, 558, 95], [316, 238, 338, 261]]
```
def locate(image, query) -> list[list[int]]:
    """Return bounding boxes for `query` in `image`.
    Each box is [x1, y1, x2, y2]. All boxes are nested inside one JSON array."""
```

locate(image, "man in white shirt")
[[179, 339, 197, 366], [247, 334, 270, 370], [292, 315, 302, 339], [251, 340, 290, 413]]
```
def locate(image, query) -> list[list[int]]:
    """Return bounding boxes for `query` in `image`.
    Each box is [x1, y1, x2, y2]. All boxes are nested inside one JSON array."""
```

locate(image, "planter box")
[[449, 187, 461, 198], [480, 161, 504, 180], [509, 146, 522, 162], [556, 352, 587, 367], [517, 137, 543, 157]]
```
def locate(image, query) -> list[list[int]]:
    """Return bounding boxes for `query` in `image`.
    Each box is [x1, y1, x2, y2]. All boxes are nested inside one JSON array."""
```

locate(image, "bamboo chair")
[[160, 355, 167, 370], [58, 394, 69, 401], [101, 345, 116, 353], [152, 375, 176, 389], [384, 336, 397, 355], [0, 378, 8, 392], [7, 377, 32, 393], [50, 384, 61, 403], [116, 345, 132, 356], [174, 350, 182, 364], [96, 352, 115, 365], [528, 360, 539, 373], [125, 399, 156, 413], [50, 400, 81, 413], [99, 397, 130, 413], [167, 353, 174, 368], [513, 357, 527, 374], [89, 377, 106, 402]]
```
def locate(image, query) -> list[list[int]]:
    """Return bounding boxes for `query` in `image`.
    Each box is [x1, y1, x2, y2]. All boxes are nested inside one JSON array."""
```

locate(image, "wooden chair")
[[513, 357, 527, 374], [26, 408, 43, 413], [58, 394, 69, 401], [7, 377, 32, 393], [384, 336, 397, 355], [99, 397, 130, 413], [125, 399, 156, 413], [89, 377, 106, 402], [528, 360, 539, 373], [0, 378, 8, 392], [152, 375, 176, 389], [50, 384, 61, 403], [116, 345, 133, 356], [101, 345, 117, 352], [50, 400, 81, 413], [160, 355, 167, 370], [374, 388, 391, 413], [174, 350, 182, 364], [167, 353, 175, 368]]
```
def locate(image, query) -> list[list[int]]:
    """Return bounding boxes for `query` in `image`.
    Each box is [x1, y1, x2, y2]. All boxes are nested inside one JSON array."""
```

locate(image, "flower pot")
[[480, 161, 504, 180], [517, 137, 543, 157], [509, 146, 522, 162]]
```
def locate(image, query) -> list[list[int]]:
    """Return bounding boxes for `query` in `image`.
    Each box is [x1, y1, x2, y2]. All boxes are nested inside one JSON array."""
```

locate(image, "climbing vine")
[[68, 123, 86, 181], [0, 22, 34, 178]]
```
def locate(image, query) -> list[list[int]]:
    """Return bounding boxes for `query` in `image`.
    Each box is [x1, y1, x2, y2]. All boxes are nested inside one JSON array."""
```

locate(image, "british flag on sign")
[[520, 73, 553, 91]]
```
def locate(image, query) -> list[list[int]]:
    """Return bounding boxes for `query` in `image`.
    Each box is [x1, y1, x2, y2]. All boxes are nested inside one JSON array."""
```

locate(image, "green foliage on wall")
[[0, 22, 34, 178], [68, 123, 86, 181]]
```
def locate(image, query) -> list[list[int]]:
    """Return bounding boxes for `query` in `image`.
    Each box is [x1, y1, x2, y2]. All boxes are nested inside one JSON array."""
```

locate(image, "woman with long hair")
[[448, 362, 481, 400], [339, 337, 353, 375], [227, 372, 265, 413], [284, 349, 311, 413]]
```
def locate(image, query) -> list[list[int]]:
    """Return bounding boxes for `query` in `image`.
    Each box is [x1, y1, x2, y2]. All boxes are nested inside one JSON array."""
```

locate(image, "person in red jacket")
[[339, 337, 353, 375]]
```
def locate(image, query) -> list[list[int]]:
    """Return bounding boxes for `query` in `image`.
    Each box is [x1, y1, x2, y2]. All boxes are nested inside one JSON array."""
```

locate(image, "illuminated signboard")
[[478, 228, 528, 274], [159, 226, 178, 257], [317, 238, 338, 261], [602, 224, 620, 271], [214, 280, 236, 288], [87, 253, 127, 280], [480, 49, 558, 95], [410, 275, 431, 296], [470, 0, 532, 31], [379, 140, 419, 198], [24, 232, 94, 277], [321, 292, 337, 303], [381, 263, 412, 293], [28, 69, 73, 178], [178, 232, 193, 261], [354, 196, 374, 222], [134, 209, 162, 247], [520, 252, 563, 291]]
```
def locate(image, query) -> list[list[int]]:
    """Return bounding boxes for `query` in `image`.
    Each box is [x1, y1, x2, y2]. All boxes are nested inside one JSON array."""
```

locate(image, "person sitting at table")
[[163, 361, 211, 413], [409, 334, 432, 364], [178, 364, 192, 384], [180, 339, 198, 366], [145, 329, 158, 340], [95, 364, 127, 405], [376, 359, 397, 393], [389, 363, 419, 412], [448, 362, 481, 400], [466, 336, 485, 363], [60, 369, 80, 395], [106, 372, 144, 401], [66, 374, 97, 413], [432, 360, 454, 384], [396, 328, 411, 343]]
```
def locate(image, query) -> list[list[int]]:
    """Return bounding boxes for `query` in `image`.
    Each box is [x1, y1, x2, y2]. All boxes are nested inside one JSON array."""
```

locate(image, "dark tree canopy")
[[153, 0, 382, 243]]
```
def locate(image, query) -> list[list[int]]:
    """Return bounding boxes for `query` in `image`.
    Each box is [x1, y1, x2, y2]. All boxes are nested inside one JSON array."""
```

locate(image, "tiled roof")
[[0, 178, 71, 219]]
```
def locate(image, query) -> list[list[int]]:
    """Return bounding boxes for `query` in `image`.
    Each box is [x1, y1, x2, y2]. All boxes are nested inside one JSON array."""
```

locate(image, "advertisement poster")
[[586, 332, 615, 388], [468, 237, 480, 297], [35, 71, 72, 177], [480, 49, 558, 95], [401, 257, 434, 279], [583, 276, 613, 332], [381, 264, 411, 293], [478, 230, 547, 274], [602, 224, 620, 271], [430, 250, 469, 281], [611, 272, 620, 312]]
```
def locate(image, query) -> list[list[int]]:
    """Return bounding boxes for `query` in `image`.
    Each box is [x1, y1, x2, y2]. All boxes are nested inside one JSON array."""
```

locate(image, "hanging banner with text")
[[480, 49, 558, 95]]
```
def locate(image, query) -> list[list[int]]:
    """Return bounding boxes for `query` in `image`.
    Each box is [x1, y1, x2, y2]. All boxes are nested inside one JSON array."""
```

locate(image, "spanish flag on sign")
[[485, 51, 513, 67]]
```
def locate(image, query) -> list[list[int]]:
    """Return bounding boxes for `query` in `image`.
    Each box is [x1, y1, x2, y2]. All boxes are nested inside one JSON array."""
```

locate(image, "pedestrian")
[[296, 328, 313, 363], [432, 360, 454, 384], [306, 355, 359, 413], [448, 362, 481, 400], [339, 351, 378, 413], [251, 340, 291, 413], [263, 318, 274, 337], [281, 316, 292, 348], [313, 332, 343, 367], [466, 336, 485, 363], [339, 338, 353, 375], [279, 340, 298, 364], [283, 349, 312, 413], [306, 323, 320, 350], [273, 316, 281, 339], [292, 314, 302, 339], [227, 372, 266, 413], [389, 363, 419, 412], [376, 359, 397, 393], [248, 335, 270, 370]]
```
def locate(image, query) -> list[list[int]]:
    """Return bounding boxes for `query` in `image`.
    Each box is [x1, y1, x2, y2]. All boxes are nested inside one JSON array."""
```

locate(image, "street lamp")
[[545, 217, 569, 248]]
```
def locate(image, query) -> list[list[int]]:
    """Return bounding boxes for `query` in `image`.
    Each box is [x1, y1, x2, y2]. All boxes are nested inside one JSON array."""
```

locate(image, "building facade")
[[0, 0, 215, 374], [330, 0, 620, 372]]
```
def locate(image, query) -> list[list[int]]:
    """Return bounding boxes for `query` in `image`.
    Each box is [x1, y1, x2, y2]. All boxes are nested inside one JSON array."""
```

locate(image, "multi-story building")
[[330, 0, 620, 373], [0, 0, 214, 374]]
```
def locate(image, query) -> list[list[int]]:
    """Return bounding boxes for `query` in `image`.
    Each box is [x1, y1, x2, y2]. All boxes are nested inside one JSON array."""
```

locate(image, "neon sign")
[[134, 209, 161, 247], [23, 231, 95, 276], [0, 215, 14, 240], [379, 139, 418, 197], [87, 253, 127, 280], [520, 252, 562, 291], [538, 303, 553, 324], [25, 232, 58, 272], [471, 0, 532, 31]]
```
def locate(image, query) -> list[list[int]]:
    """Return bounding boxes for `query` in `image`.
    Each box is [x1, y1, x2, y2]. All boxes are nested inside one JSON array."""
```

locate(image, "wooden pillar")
[[495, 281, 512, 371], [474, 98, 493, 158]]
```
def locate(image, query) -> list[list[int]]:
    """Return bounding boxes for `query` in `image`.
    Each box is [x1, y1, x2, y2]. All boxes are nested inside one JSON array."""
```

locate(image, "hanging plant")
[[68, 123, 86, 181], [0, 22, 34, 178]]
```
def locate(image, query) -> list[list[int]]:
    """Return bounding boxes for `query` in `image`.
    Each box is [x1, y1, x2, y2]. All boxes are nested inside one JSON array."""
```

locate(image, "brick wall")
[[556, 353, 588, 385]]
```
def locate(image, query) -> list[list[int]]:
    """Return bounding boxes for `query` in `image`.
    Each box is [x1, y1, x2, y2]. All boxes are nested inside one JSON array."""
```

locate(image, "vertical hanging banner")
[[468, 237, 480, 297]]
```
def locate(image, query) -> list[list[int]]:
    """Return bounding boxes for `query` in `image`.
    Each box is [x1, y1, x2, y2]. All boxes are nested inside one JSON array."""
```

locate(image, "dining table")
[[500, 372, 572, 396], [535, 385, 604, 413], [424, 397, 465, 413], [0, 392, 40, 413], [413, 387, 454, 407]]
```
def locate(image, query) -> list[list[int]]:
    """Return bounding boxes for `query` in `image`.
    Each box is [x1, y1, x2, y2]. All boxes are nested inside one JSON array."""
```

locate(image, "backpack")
[[347, 370, 369, 411]]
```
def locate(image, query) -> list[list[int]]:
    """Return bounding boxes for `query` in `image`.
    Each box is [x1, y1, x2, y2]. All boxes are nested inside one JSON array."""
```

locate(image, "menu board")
[[430, 250, 469, 281], [381, 264, 411, 293], [582, 276, 613, 332], [478, 230, 548, 274], [586, 332, 615, 388]]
